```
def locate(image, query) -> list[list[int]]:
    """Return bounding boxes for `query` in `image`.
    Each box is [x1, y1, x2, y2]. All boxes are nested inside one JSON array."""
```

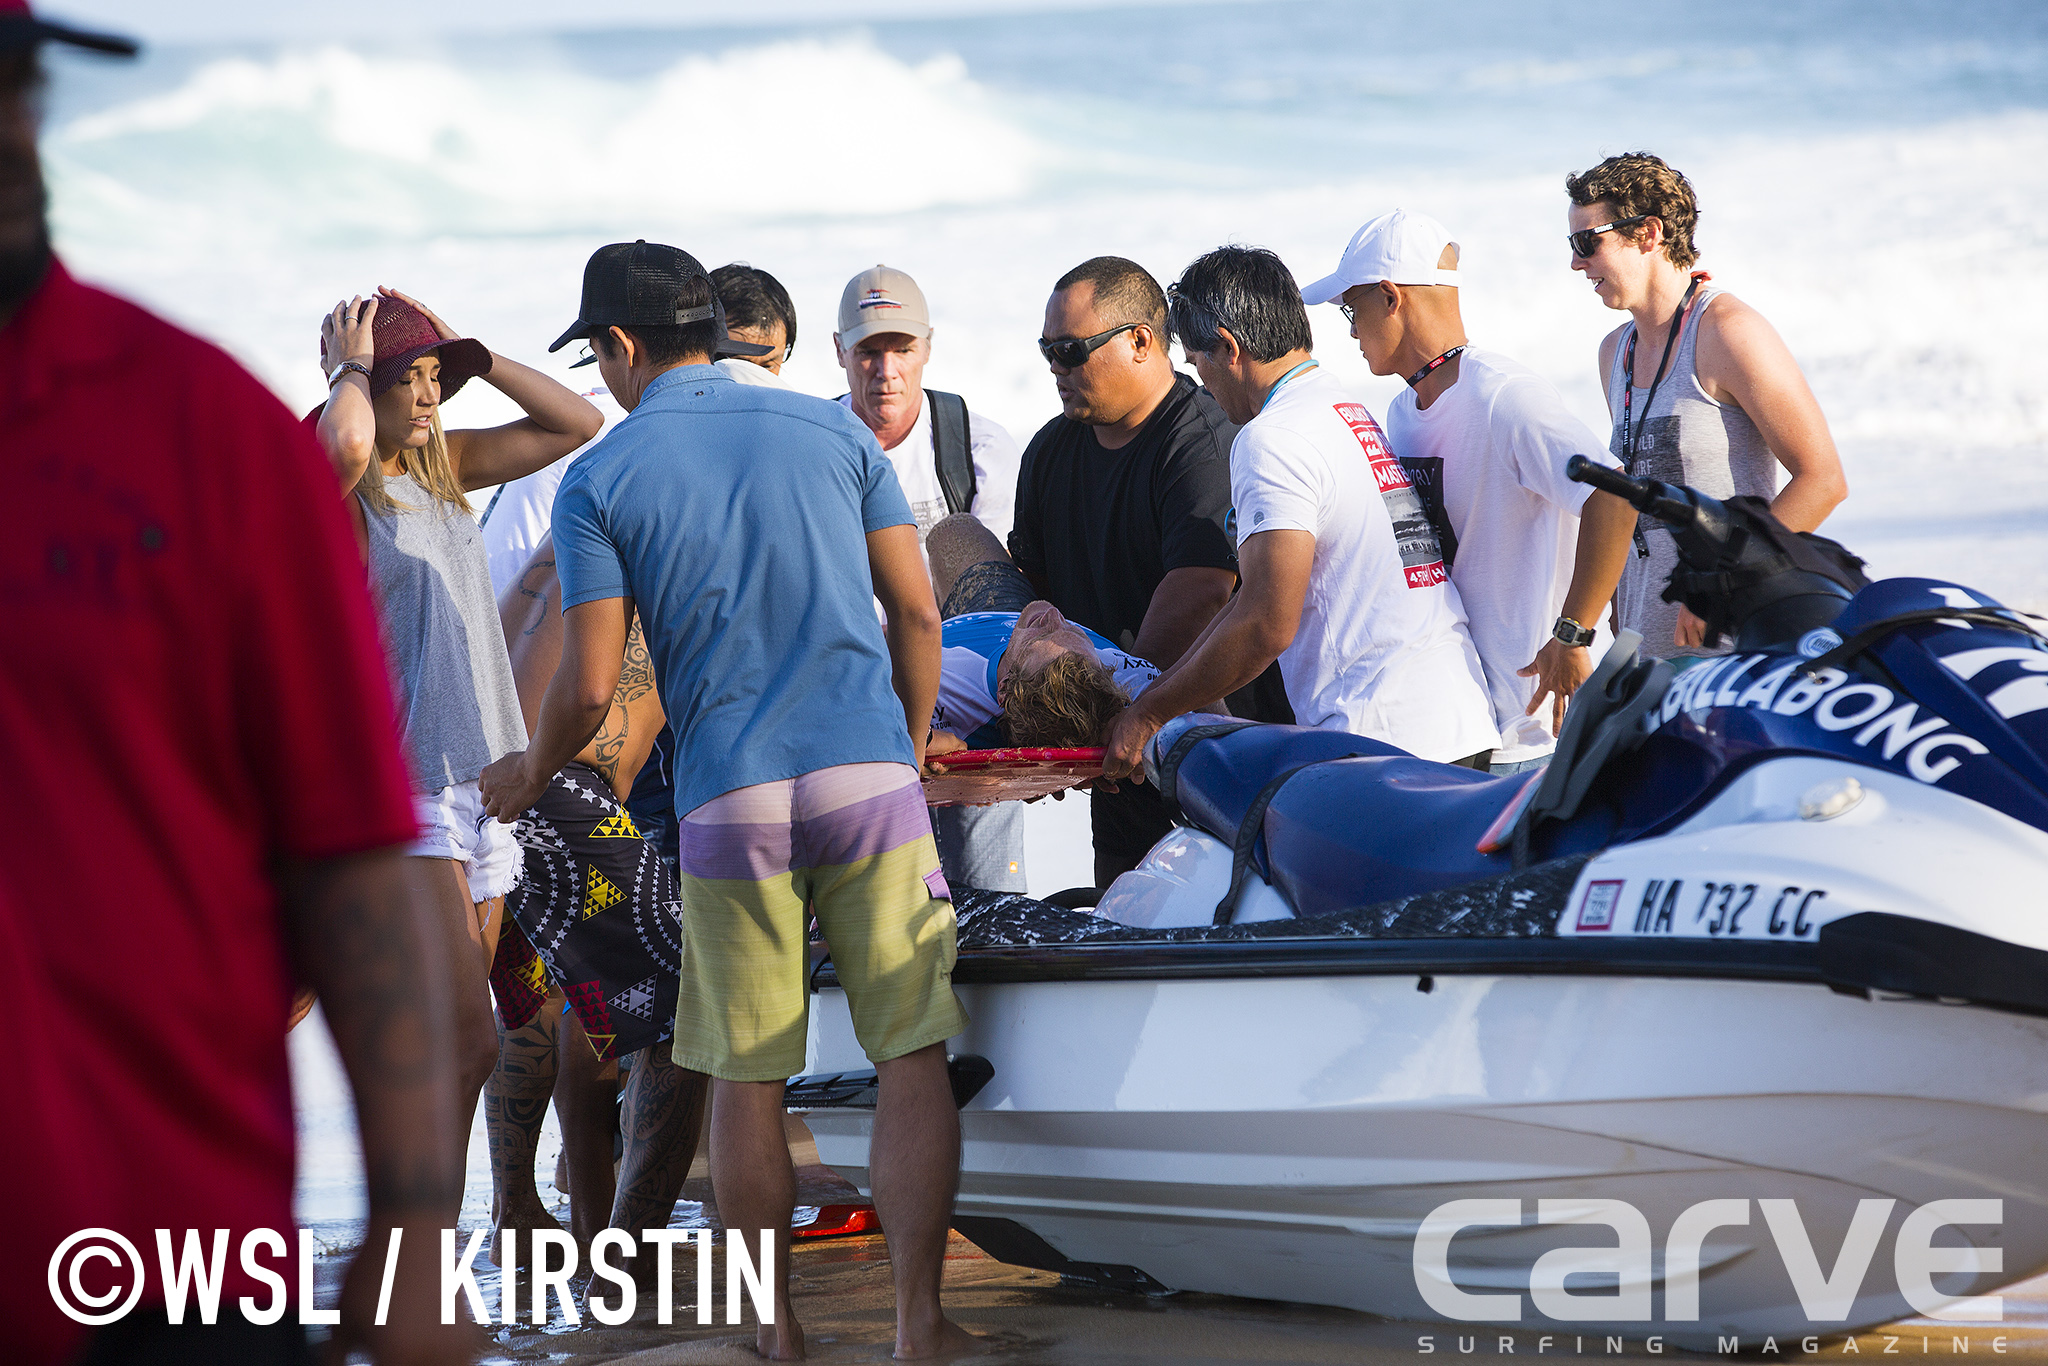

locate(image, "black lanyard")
[[1406, 345, 1465, 388], [1618, 274, 1704, 556]]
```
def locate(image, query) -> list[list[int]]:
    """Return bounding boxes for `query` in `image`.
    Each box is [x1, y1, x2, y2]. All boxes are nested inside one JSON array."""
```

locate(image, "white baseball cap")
[[1299, 209, 1460, 305], [836, 265, 933, 347]]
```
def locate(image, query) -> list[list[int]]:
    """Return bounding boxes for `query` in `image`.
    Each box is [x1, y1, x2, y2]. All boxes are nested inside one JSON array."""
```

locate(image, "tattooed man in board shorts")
[[484, 535, 707, 1275]]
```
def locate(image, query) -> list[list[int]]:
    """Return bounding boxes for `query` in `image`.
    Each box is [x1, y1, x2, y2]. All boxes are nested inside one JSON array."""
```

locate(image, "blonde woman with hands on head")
[[313, 286, 603, 1127], [1566, 152, 1847, 658]]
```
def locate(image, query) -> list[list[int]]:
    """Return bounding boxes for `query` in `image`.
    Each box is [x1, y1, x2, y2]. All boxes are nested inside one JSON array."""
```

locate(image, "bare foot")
[[895, 1316, 984, 1360], [490, 1202, 564, 1268], [754, 1305, 806, 1360]]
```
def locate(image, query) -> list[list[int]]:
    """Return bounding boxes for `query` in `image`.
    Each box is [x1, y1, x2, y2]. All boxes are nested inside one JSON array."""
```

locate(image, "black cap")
[[0, 3, 140, 56], [549, 240, 773, 367]]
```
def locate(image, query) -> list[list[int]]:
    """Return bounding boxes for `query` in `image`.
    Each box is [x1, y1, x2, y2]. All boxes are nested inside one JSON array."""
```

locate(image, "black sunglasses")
[[1568, 216, 1649, 259], [1038, 322, 1141, 369]]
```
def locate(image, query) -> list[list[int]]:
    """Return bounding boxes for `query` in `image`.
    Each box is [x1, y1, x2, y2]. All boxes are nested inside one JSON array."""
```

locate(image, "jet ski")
[[792, 460, 2048, 1345]]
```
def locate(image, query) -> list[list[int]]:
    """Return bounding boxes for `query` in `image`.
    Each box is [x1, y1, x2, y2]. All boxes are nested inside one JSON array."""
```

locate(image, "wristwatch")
[[327, 360, 372, 387], [1552, 615, 1597, 648]]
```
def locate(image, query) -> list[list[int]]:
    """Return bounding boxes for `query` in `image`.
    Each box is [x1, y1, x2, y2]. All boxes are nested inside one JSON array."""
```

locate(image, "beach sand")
[[298, 1112, 2048, 1365], [320, 1217, 2048, 1365]]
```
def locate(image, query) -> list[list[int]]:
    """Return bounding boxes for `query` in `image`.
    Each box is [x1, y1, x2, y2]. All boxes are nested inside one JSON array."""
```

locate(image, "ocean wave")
[[45, 35, 1044, 247]]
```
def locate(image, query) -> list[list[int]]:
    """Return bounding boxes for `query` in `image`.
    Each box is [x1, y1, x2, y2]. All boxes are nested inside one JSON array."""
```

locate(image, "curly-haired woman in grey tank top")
[[312, 288, 603, 1125], [1565, 152, 1848, 659]]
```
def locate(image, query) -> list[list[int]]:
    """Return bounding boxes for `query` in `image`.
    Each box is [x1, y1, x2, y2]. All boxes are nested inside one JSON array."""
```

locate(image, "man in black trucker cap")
[[483, 240, 978, 1359], [552, 238, 775, 370]]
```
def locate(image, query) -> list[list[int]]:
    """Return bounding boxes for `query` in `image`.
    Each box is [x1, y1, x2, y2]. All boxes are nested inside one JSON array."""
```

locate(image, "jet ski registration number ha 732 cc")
[[1572, 876, 1829, 939]]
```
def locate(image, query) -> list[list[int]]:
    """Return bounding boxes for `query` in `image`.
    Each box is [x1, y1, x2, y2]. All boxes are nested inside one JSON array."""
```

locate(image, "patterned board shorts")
[[674, 761, 969, 1082], [488, 761, 683, 1061]]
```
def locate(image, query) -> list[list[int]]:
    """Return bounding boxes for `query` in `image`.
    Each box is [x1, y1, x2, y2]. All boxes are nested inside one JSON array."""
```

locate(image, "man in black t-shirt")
[[1011, 256, 1291, 885]]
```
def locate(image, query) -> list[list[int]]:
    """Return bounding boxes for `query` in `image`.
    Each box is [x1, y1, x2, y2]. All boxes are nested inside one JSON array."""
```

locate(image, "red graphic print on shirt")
[[1334, 403, 1447, 588]]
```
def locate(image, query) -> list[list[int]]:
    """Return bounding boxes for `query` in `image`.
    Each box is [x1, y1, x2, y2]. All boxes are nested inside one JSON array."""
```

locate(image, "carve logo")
[[1412, 1199, 2003, 1325]]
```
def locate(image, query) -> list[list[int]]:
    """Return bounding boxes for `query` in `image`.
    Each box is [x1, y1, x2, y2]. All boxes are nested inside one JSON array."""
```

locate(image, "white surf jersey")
[[933, 611, 1156, 749], [1228, 366, 1496, 763], [1384, 347, 1620, 762]]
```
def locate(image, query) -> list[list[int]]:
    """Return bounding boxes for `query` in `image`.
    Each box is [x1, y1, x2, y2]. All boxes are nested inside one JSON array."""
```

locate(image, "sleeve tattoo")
[[588, 613, 650, 790]]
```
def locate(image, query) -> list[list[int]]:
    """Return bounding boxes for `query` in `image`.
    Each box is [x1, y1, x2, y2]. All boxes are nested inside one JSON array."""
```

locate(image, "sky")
[[43, 0, 1246, 46]]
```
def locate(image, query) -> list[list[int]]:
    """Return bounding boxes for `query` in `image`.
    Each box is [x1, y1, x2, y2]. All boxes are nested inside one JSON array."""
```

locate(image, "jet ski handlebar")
[[1565, 455, 1694, 525], [1566, 455, 1866, 652], [1565, 454, 1736, 574]]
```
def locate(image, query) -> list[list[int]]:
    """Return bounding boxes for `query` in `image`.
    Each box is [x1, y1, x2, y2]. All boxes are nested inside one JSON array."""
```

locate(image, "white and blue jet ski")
[[793, 459, 2048, 1346]]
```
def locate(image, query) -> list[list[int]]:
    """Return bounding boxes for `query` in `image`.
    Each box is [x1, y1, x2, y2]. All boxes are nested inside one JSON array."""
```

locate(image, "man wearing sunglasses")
[[1010, 255, 1289, 886], [1565, 153, 1847, 660], [1300, 208, 1636, 773], [711, 261, 797, 381], [1101, 246, 1497, 785]]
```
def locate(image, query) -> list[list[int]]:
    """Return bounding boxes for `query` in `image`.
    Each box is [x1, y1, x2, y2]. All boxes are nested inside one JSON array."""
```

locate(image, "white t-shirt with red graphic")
[[1384, 347, 1620, 762], [1229, 365, 1497, 762]]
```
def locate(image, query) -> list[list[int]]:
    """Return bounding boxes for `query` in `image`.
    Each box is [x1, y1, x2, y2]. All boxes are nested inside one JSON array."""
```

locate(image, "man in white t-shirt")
[[482, 453, 575, 600], [1102, 246, 1497, 781], [480, 384, 622, 599], [836, 264, 1028, 890], [834, 264, 1020, 561], [1300, 210, 1636, 772]]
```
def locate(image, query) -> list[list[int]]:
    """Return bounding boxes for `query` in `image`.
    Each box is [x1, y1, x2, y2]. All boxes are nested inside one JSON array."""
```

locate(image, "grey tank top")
[[1605, 286, 1777, 660], [360, 473, 528, 794]]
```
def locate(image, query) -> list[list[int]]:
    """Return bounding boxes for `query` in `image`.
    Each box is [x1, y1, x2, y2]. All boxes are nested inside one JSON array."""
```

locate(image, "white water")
[[42, 3, 2048, 611], [41, 0, 2045, 1236]]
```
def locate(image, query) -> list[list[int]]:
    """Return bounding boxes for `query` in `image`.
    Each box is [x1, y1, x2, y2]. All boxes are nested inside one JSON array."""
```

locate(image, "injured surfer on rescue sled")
[[925, 512, 1161, 752]]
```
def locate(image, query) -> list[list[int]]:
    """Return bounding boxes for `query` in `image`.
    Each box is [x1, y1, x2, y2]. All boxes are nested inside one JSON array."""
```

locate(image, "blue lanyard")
[[1260, 360, 1319, 410]]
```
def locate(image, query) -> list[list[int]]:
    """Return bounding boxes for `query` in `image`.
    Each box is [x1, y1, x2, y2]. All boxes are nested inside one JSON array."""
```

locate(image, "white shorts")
[[408, 779, 523, 902]]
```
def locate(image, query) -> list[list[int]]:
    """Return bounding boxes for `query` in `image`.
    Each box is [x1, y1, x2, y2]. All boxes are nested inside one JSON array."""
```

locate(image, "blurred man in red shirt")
[[1, 7, 474, 1362]]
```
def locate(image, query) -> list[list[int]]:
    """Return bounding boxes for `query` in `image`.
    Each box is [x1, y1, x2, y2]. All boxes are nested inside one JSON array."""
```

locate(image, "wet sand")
[[313, 1218, 2048, 1365], [301, 1113, 2048, 1365], [292, 1005, 2048, 1364]]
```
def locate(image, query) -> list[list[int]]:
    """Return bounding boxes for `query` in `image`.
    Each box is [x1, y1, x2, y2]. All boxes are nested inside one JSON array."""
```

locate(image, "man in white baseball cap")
[[833, 265, 1029, 896], [833, 265, 1019, 564], [1303, 209, 1636, 774]]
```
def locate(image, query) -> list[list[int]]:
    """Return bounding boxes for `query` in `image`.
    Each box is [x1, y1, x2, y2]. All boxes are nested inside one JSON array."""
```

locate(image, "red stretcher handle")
[[919, 747, 1106, 806]]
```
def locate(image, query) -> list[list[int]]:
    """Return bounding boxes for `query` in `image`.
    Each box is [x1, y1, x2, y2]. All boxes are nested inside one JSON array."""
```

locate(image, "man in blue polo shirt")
[[481, 241, 979, 1361]]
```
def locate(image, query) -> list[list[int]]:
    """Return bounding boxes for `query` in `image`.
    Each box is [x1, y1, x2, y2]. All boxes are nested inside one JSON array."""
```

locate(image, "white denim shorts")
[[408, 778, 523, 902]]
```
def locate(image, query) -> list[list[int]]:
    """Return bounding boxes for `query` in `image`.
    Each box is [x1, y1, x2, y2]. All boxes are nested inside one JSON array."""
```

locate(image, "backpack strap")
[[926, 389, 976, 515]]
